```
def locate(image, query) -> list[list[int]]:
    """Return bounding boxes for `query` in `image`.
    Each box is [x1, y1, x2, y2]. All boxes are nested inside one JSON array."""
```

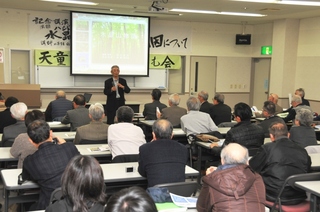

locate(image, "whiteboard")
[[36, 66, 167, 89]]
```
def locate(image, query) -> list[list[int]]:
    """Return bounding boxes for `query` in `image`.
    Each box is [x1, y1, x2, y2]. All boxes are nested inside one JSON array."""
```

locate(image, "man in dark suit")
[[138, 119, 188, 187], [198, 90, 214, 114], [104, 65, 131, 124], [44, 90, 73, 121], [61, 94, 91, 131], [22, 120, 79, 210], [0, 96, 18, 133], [258, 101, 285, 137], [211, 93, 232, 125], [143, 88, 167, 120]]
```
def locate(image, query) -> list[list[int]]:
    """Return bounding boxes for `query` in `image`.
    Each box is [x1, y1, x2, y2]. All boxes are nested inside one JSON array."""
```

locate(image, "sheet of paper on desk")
[[87, 146, 109, 152], [170, 193, 197, 208], [315, 125, 320, 129], [48, 122, 61, 126], [156, 202, 187, 212], [65, 133, 76, 137]]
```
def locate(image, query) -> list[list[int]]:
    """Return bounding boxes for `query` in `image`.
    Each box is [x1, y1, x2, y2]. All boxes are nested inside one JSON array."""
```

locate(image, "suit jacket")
[[289, 125, 317, 148], [74, 121, 109, 144], [160, 105, 187, 127], [143, 100, 167, 120], [22, 142, 80, 210], [61, 106, 91, 131], [0, 108, 17, 133], [259, 116, 285, 138], [210, 103, 232, 126], [104, 77, 130, 112], [199, 101, 214, 114], [138, 139, 188, 187], [2, 120, 27, 147], [45, 97, 73, 121]]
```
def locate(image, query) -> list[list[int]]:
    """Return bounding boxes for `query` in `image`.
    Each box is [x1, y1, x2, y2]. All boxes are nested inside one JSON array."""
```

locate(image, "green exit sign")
[[261, 46, 272, 55]]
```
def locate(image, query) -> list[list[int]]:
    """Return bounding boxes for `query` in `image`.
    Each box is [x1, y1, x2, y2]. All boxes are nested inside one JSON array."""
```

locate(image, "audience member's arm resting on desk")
[[61, 112, 70, 124]]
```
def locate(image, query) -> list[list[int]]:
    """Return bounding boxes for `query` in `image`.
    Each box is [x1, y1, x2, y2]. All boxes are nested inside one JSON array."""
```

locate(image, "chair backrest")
[[50, 187, 62, 204], [153, 181, 199, 197], [112, 154, 139, 163], [305, 145, 320, 154], [271, 172, 320, 211], [79, 139, 108, 145]]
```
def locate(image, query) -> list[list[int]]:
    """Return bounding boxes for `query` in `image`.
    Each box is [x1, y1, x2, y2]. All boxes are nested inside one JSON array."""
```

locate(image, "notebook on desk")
[[84, 93, 92, 103]]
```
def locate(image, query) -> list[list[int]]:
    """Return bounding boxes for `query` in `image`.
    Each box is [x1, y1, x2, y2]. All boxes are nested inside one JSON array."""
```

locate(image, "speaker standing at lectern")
[[104, 65, 131, 124]]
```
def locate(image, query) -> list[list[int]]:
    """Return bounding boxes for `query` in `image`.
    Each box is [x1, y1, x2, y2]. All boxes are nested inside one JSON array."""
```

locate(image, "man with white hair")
[[283, 95, 312, 123], [73, 103, 109, 144], [1, 102, 28, 147], [197, 143, 266, 212], [181, 96, 218, 136], [198, 90, 214, 115], [158, 93, 187, 128]]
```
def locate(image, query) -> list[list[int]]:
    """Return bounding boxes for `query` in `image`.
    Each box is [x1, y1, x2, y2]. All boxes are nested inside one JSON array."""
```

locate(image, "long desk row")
[[0, 162, 198, 212], [0, 144, 111, 162]]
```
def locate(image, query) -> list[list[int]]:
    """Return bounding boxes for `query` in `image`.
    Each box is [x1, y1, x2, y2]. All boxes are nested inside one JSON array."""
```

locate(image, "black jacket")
[[249, 137, 311, 203], [224, 121, 264, 149]]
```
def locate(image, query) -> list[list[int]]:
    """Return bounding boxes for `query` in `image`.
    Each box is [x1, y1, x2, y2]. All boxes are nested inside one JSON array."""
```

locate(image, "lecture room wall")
[[2, 8, 319, 111]]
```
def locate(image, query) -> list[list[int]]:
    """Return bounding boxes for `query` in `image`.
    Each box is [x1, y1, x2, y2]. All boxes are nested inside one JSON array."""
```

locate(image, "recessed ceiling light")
[[41, 0, 98, 6], [170, 9, 266, 17]]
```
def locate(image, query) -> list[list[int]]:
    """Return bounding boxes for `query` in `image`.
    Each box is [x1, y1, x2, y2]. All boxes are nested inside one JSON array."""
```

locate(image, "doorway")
[[190, 56, 217, 101], [251, 58, 271, 108]]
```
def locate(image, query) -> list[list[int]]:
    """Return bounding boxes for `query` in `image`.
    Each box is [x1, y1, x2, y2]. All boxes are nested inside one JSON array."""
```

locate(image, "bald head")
[[56, 90, 66, 98], [221, 143, 249, 165], [152, 119, 173, 140], [268, 93, 279, 104]]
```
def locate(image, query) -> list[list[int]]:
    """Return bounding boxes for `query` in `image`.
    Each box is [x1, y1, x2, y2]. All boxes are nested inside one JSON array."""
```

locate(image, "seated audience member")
[[296, 87, 310, 106], [268, 93, 283, 114], [138, 119, 188, 187], [1, 102, 28, 147], [211, 93, 232, 125], [197, 143, 265, 212], [108, 106, 145, 159], [289, 108, 317, 148], [0, 92, 5, 111], [198, 90, 214, 114], [258, 101, 285, 137], [143, 88, 167, 120], [250, 122, 311, 205], [158, 93, 187, 127], [45, 90, 73, 121], [46, 155, 107, 212], [22, 120, 80, 210], [181, 96, 218, 136], [0, 96, 19, 133], [283, 95, 312, 123], [221, 102, 264, 149], [10, 110, 44, 168], [74, 103, 109, 144], [105, 187, 157, 212], [61, 94, 91, 131], [255, 93, 283, 117]]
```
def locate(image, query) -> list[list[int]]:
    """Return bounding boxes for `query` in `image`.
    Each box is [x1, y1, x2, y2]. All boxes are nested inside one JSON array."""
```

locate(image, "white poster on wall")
[[28, 12, 70, 49]]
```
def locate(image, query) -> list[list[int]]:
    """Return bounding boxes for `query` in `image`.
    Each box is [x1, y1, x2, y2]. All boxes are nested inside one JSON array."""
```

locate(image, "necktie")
[[115, 80, 120, 98]]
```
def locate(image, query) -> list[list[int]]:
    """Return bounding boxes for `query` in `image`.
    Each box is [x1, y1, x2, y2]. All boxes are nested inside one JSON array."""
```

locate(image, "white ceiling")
[[2, 0, 320, 24]]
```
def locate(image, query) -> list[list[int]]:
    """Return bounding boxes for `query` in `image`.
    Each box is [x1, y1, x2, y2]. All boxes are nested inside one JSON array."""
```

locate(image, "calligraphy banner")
[[149, 54, 181, 69], [150, 22, 192, 54], [35, 49, 70, 66], [29, 12, 70, 48]]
